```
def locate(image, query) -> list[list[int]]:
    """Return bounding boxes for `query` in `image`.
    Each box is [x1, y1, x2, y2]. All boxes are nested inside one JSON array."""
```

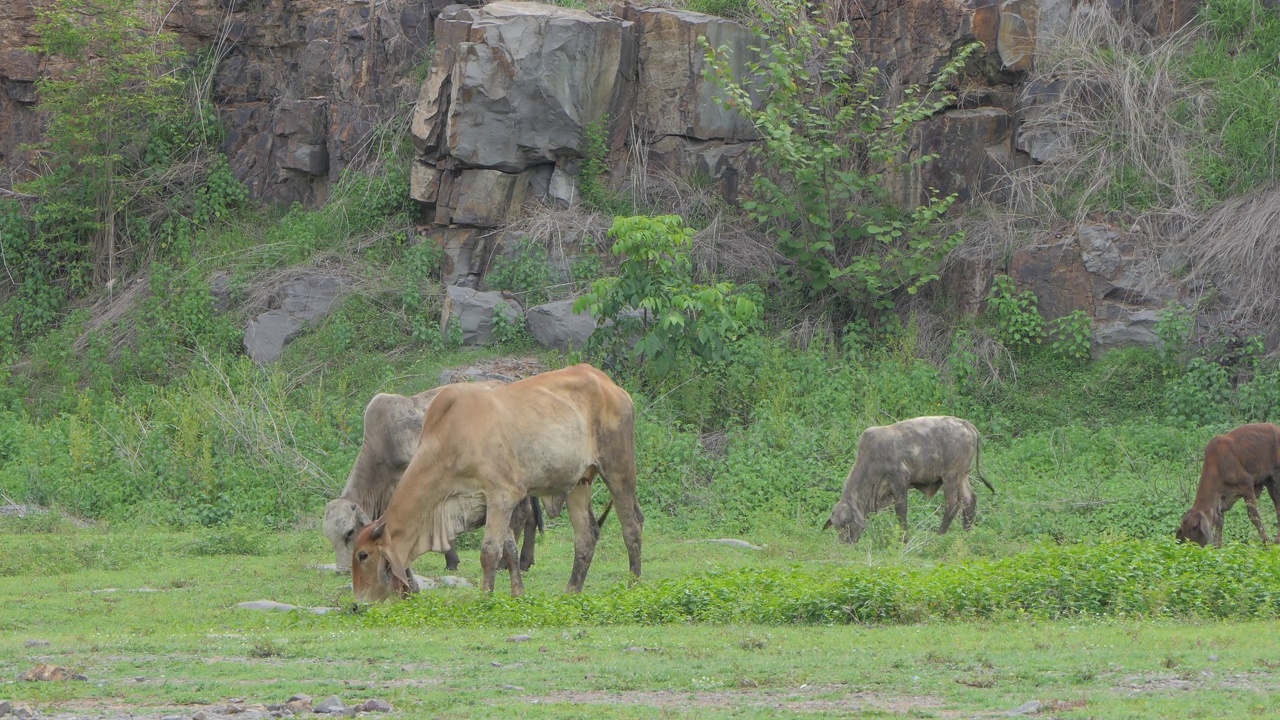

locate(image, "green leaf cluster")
[[701, 1, 975, 311], [573, 215, 760, 377]]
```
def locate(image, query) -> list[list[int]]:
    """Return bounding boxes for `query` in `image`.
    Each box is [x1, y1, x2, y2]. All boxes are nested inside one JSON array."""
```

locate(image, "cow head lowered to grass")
[[350, 363, 644, 602], [350, 520, 420, 602]]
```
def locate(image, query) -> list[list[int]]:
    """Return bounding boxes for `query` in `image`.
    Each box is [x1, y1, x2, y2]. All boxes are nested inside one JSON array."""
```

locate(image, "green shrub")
[[985, 275, 1045, 354], [485, 236, 556, 306], [1048, 310, 1092, 362], [1186, 1, 1280, 198], [362, 540, 1280, 627], [686, 0, 753, 17], [703, 1, 974, 312], [575, 215, 760, 377]]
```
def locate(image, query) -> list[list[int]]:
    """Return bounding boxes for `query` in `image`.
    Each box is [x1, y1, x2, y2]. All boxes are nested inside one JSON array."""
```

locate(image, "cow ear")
[[822, 517, 833, 531], [1198, 512, 1216, 544], [370, 520, 386, 541], [387, 553, 412, 592]]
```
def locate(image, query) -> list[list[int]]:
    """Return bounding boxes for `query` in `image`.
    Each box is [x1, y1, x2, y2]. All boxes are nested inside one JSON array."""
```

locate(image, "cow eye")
[[357, 551, 368, 562]]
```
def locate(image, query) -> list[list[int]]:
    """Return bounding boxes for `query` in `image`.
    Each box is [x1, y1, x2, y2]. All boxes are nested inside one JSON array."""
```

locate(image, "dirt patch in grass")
[[1117, 670, 1280, 694], [520, 686, 963, 715]]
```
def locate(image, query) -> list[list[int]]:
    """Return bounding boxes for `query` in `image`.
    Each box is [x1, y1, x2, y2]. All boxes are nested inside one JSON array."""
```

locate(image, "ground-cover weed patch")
[[363, 539, 1280, 628]]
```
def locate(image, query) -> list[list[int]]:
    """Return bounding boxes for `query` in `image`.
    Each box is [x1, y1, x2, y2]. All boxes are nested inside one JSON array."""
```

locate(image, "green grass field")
[[6, 518, 1280, 719]]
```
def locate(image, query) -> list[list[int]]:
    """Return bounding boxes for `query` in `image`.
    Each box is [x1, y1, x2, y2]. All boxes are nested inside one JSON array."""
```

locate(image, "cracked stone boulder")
[[525, 299, 598, 351], [243, 273, 346, 363], [620, 5, 757, 142], [440, 285, 524, 345], [1008, 224, 1181, 351], [411, 1, 636, 226]]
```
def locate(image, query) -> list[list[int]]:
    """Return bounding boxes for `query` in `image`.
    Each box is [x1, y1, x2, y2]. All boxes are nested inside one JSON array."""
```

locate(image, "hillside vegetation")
[[3, 0, 1280, 573]]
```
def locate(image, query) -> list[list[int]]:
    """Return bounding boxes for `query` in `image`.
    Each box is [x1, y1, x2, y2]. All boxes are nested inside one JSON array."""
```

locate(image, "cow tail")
[[597, 499, 614, 529], [533, 497, 546, 536], [973, 423, 995, 494]]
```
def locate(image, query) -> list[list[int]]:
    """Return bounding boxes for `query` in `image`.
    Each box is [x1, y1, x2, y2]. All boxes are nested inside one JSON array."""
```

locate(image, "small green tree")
[[702, 0, 978, 311], [22, 0, 219, 288], [574, 215, 760, 376]]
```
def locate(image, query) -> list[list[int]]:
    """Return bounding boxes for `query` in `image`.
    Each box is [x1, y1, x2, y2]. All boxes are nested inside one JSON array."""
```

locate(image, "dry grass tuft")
[[1180, 185, 1280, 328], [1002, 8, 1210, 231]]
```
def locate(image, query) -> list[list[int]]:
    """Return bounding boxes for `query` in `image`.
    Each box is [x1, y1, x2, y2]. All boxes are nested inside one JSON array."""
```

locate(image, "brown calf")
[[1176, 423, 1280, 546]]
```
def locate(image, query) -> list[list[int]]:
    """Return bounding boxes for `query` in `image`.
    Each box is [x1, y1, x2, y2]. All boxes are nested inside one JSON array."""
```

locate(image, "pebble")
[[689, 538, 765, 550], [0, 700, 10, 715], [507, 634, 532, 643], [1007, 700, 1043, 716], [23, 640, 50, 648], [238, 600, 300, 612], [237, 600, 338, 615], [502, 685, 525, 691], [286, 694, 311, 705], [361, 699, 392, 713], [312, 696, 345, 714]]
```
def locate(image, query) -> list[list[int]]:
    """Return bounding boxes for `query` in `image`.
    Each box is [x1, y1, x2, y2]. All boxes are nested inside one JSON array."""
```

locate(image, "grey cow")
[[322, 381, 542, 572], [824, 416, 994, 545]]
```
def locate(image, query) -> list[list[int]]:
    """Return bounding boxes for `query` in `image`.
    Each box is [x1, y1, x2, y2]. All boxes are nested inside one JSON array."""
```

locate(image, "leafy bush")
[[575, 215, 760, 377], [703, 1, 974, 311], [577, 116, 618, 212], [363, 540, 1280, 627], [985, 275, 1045, 354], [1155, 301, 1195, 374], [20, 0, 246, 294], [485, 236, 556, 306], [1048, 310, 1092, 362]]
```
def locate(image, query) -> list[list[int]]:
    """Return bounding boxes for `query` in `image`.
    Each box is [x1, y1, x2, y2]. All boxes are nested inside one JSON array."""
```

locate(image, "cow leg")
[[938, 478, 962, 535], [1244, 487, 1271, 545], [1266, 481, 1280, 539], [962, 487, 978, 531], [893, 482, 910, 545], [565, 482, 600, 593], [599, 462, 644, 584], [443, 547, 461, 572], [480, 495, 520, 596], [501, 523, 524, 598], [517, 498, 538, 572]]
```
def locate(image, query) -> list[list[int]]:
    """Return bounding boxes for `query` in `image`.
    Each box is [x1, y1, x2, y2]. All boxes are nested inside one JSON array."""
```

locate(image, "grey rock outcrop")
[[620, 5, 758, 142], [243, 273, 346, 363], [525, 299, 597, 351], [408, 2, 764, 222], [440, 285, 524, 345], [411, 1, 637, 226], [313, 696, 346, 714], [1008, 224, 1179, 351]]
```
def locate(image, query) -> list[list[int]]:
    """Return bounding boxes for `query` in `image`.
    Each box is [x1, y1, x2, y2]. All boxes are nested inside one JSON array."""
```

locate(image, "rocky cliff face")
[[1, 0, 1202, 352], [0, 0, 458, 203], [165, 0, 462, 205], [0, 1, 46, 185]]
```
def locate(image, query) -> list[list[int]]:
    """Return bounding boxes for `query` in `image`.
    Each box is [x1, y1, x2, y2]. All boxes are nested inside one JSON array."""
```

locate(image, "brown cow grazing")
[[824, 416, 994, 545], [351, 364, 643, 601], [1176, 423, 1280, 547], [322, 381, 543, 573]]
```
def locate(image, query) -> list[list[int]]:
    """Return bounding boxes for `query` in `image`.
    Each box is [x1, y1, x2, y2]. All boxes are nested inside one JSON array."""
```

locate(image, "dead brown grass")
[[998, 8, 1210, 232], [1180, 185, 1280, 328]]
